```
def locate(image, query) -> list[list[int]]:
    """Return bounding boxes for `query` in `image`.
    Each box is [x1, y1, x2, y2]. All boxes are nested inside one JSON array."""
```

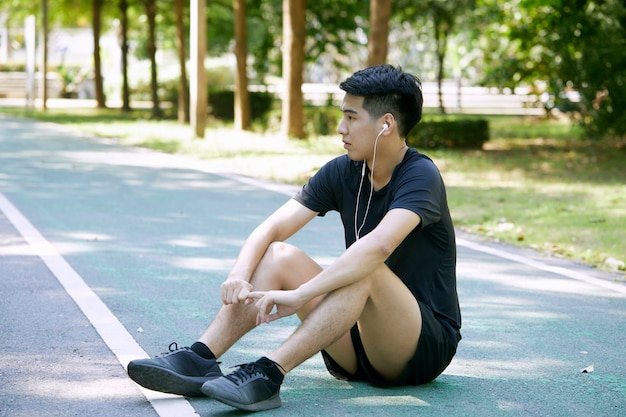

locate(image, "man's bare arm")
[[249, 208, 421, 322], [221, 199, 318, 304]]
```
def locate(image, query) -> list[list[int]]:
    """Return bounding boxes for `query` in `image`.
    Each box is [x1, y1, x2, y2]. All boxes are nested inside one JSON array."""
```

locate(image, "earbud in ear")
[[383, 123, 389, 130]]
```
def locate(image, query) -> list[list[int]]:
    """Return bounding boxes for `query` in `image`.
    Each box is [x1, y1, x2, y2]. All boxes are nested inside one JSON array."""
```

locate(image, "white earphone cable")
[[354, 126, 385, 240]]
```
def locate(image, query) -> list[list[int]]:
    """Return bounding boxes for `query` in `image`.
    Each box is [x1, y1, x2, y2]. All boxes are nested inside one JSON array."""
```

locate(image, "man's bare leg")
[[127, 242, 324, 397], [197, 242, 325, 357], [267, 263, 422, 381], [199, 245, 422, 411], [198, 240, 421, 379]]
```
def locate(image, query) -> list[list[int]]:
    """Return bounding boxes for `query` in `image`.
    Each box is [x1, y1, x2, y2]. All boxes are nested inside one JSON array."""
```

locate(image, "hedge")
[[208, 90, 274, 121], [298, 107, 490, 148], [407, 119, 489, 149]]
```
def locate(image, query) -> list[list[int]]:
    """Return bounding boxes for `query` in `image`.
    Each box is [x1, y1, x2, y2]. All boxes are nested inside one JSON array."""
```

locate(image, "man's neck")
[[369, 143, 408, 190]]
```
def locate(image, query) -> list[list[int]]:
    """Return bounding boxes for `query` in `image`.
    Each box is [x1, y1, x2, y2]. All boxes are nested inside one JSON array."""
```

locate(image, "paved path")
[[1, 114, 624, 417]]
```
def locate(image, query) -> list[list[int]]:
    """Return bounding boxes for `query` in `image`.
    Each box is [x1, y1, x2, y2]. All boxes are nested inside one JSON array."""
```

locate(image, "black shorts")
[[321, 301, 457, 387]]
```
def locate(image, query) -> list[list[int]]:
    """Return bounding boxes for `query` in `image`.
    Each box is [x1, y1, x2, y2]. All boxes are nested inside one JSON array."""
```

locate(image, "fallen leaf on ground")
[[580, 364, 594, 373]]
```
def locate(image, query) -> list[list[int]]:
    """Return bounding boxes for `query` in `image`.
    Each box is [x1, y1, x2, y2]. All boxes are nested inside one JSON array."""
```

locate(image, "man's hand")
[[247, 290, 304, 325], [221, 279, 253, 305]]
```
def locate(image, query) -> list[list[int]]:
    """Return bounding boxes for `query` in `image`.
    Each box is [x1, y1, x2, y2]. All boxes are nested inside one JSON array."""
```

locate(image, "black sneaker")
[[201, 361, 282, 411], [127, 342, 222, 397]]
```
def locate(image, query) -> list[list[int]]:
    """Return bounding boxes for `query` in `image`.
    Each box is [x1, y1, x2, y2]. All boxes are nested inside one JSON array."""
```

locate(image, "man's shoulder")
[[400, 148, 440, 175], [327, 154, 352, 167], [317, 154, 355, 177], [404, 147, 432, 163]]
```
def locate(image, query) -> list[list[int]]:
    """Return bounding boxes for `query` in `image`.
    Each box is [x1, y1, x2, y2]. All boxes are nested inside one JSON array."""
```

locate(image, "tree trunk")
[[41, 0, 48, 110], [92, 0, 106, 108], [144, 0, 162, 118], [433, 8, 452, 114], [234, 0, 250, 130], [281, 0, 306, 139], [175, 0, 189, 123], [367, 0, 391, 67], [119, 0, 131, 112], [190, 0, 207, 138]]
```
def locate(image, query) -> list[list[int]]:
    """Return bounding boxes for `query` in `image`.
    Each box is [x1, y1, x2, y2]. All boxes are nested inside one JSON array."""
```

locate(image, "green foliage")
[[407, 119, 489, 149], [205, 65, 235, 91], [304, 0, 365, 67], [488, 115, 583, 140], [132, 64, 235, 104], [478, 0, 626, 139], [263, 105, 342, 137], [303, 106, 340, 136], [4, 0, 623, 140], [55, 64, 84, 97], [247, 0, 365, 77]]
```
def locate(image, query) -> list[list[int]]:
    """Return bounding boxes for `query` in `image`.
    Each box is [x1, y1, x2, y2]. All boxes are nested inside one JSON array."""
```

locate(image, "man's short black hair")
[[339, 65, 423, 138]]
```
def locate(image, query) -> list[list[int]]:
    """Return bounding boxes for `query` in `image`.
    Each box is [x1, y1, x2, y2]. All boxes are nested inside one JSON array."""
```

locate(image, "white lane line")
[[457, 237, 626, 295], [0, 192, 199, 417]]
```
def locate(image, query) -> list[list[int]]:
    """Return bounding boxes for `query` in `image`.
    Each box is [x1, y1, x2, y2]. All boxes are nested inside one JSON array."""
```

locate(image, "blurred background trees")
[[478, 0, 626, 139], [0, 0, 623, 140]]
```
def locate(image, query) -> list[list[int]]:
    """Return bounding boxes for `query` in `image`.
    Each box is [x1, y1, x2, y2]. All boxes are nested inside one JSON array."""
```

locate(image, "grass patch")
[[431, 144, 625, 270], [2, 107, 624, 275]]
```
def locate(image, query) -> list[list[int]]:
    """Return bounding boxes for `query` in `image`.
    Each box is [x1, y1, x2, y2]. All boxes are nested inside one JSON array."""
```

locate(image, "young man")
[[127, 65, 461, 412]]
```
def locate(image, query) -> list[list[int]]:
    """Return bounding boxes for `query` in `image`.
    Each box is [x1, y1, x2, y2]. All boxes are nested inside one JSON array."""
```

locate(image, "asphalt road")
[[1, 114, 624, 417]]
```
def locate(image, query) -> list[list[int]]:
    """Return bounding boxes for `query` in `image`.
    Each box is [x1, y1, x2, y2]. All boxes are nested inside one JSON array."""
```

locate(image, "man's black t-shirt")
[[294, 148, 461, 342]]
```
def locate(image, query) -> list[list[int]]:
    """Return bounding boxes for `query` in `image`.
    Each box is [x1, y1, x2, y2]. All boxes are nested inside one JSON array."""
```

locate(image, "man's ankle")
[[255, 357, 285, 385], [190, 342, 216, 360]]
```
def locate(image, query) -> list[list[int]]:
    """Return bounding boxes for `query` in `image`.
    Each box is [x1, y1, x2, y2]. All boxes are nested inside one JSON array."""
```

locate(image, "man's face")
[[338, 94, 377, 161]]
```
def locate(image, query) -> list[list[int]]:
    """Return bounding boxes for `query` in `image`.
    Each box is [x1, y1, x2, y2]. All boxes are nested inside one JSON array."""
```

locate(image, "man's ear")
[[381, 113, 396, 135]]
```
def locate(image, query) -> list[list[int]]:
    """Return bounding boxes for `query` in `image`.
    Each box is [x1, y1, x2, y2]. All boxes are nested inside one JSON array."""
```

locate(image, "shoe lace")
[[225, 363, 266, 385], [168, 342, 185, 352], [154, 342, 189, 357]]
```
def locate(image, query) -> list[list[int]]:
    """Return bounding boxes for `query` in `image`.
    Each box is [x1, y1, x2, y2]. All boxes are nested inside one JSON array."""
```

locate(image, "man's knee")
[[267, 241, 294, 256], [254, 242, 321, 290], [359, 264, 392, 294], [260, 242, 299, 269]]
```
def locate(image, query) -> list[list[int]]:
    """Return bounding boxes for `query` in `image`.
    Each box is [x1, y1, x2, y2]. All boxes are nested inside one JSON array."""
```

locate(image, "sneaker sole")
[[201, 385, 282, 411], [127, 362, 212, 397]]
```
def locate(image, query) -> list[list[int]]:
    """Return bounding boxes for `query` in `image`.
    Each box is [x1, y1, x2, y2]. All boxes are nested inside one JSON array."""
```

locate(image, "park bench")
[[0, 71, 62, 98]]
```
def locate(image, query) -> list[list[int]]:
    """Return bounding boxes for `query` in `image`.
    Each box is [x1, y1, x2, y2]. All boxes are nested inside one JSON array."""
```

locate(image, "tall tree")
[[41, 0, 48, 109], [118, 0, 131, 112], [248, 0, 363, 80], [367, 0, 391, 66], [281, 0, 306, 138], [190, 0, 207, 137], [233, 0, 250, 130], [92, 0, 106, 108], [429, 1, 453, 113], [174, 0, 188, 122], [142, 0, 162, 118], [396, 0, 474, 113]]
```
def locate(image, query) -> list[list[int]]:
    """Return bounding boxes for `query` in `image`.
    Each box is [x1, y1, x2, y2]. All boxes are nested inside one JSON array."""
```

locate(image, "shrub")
[[208, 90, 275, 121], [304, 106, 339, 136], [407, 119, 489, 149], [0, 63, 26, 72], [131, 65, 234, 106], [264, 106, 340, 136]]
